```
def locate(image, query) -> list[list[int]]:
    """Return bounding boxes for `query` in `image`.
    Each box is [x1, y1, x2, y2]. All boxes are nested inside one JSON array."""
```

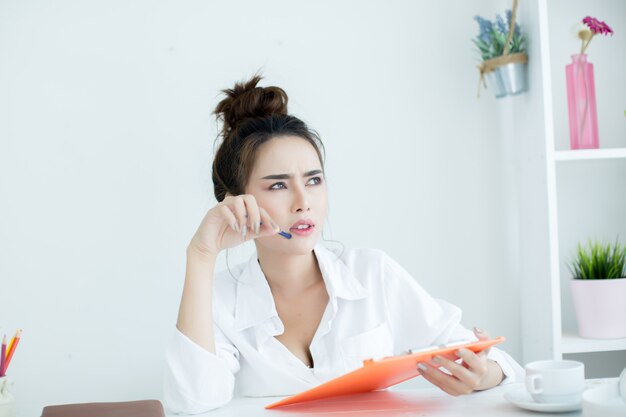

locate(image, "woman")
[[163, 76, 523, 414]]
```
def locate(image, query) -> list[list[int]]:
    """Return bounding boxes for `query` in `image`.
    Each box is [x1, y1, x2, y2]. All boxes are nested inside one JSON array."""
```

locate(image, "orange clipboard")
[[265, 336, 505, 409]]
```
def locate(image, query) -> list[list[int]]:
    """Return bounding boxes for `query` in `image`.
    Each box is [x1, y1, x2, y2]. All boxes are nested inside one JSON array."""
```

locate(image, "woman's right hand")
[[188, 194, 280, 257]]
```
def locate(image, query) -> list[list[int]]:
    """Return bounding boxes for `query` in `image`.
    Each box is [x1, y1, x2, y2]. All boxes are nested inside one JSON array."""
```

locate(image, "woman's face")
[[245, 136, 328, 254]]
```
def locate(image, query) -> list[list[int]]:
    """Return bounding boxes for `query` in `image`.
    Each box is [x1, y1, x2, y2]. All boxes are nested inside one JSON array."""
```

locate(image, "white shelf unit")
[[517, 0, 626, 374], [554, 148, 626, 162], [561, 333, 626, 355]]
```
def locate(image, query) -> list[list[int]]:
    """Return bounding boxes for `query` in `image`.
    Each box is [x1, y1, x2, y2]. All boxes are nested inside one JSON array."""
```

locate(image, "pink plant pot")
[[570, 278, 626, 339]]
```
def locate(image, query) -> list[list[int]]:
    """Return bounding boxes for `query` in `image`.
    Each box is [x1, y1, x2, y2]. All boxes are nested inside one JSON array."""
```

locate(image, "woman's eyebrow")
[[260, 169, 323, 180]]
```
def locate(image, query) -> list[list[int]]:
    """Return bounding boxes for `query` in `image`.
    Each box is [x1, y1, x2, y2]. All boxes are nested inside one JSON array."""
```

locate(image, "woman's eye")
[[269, 177, 323, 190]]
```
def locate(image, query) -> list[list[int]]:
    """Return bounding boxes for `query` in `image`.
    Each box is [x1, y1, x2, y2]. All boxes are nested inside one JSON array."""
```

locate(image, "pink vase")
[[565, 54, 599, 150]]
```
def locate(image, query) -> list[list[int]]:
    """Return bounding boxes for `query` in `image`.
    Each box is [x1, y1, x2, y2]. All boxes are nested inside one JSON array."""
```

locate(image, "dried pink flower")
[[580, 16, 614, 54], [583, 16, 604, 34], [600, 21, 614, 35]]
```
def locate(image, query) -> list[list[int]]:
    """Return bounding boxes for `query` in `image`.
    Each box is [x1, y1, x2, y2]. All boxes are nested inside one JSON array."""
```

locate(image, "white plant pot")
[[570, 277, 626, 339]]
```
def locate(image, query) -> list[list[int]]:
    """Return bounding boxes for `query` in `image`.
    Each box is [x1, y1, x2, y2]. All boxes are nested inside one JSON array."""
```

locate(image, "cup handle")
[[525, 374, 543, 395]]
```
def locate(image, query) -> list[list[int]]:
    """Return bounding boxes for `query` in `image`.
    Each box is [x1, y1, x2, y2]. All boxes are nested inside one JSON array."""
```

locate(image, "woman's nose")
[[292, 187, 310, 212]]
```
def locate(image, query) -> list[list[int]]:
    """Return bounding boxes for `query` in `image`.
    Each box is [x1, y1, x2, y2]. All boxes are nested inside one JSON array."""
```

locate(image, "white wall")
[[0, 0, 523, 405]]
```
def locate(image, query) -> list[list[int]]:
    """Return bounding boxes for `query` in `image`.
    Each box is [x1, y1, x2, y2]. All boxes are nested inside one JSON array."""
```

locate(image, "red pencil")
[[3, 329, 22, 375], [0, 335, 6, 377]]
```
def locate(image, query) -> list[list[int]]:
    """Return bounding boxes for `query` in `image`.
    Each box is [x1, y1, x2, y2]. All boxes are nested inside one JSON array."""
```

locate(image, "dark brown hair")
[[212, 75, 326, 202]]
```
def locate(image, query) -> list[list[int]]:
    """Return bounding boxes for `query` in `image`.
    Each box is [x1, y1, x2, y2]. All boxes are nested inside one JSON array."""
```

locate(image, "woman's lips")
[[289, 225, 315, 236]]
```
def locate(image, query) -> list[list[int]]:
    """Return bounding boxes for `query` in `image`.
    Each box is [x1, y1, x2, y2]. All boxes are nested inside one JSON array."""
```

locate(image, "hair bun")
[[214, 75, 289, 139]]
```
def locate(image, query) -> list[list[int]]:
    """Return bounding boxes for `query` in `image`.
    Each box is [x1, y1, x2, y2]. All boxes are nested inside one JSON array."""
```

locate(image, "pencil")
[[0, 335, 6, 377], [3, 329, 22, 375]]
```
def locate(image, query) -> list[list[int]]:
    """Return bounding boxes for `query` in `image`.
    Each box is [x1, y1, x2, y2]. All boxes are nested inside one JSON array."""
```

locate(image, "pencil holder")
[[0, 377, 15, 417]]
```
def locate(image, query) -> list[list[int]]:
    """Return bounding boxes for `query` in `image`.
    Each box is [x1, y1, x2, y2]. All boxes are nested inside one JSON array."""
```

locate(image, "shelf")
[[561, 332, 626, 354], [554, 148, 626, 162]]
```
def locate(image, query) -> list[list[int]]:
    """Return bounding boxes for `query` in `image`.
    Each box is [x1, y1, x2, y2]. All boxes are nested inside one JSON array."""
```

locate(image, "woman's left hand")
[[417, 327, 504, 396]]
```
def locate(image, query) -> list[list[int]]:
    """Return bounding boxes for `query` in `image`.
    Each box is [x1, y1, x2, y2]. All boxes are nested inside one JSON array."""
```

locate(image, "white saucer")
[[504, 385, 582, 413]]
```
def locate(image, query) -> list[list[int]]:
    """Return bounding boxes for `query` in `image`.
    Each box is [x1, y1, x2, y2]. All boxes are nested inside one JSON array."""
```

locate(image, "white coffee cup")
[[525, 360, 585, 404]]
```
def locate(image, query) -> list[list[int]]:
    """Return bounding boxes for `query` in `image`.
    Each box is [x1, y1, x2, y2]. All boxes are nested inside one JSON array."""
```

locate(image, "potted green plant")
[[569, 238, 626, 339], [473, 1, 528, 98]]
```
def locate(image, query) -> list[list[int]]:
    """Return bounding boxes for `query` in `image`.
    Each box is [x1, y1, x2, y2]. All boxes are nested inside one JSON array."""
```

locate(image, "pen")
[[278, 230, 292, 239], [244, 214, 292, 239], [258, 221, 292, 239]]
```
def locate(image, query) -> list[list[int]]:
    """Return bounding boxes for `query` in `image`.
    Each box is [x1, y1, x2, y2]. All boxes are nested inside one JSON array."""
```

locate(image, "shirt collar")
[[313, 243, 369, 301], [233, 243, 368, 332]]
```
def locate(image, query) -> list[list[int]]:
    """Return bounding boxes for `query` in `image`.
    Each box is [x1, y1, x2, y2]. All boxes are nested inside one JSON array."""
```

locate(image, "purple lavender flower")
[[473, 11, 526, 61], [506, 9, 521, 37], [496, 14, 507, 35], [474, 16, 493, 44]]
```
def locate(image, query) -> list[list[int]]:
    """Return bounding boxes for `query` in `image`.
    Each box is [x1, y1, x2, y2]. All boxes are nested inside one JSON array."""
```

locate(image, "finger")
[[219, 205, 239, 233], [432, 355, 482, 391], [418, 363, 472, 396], [473, 327, 491, 356], [418, 363, 456, 395], [455, 349, 490, 387], [455, 348, 485, 372], [241, 194, 261, 236], [418, 363, 454, 394], [224, 195, 246, 234], [257, 207, 280, 237]]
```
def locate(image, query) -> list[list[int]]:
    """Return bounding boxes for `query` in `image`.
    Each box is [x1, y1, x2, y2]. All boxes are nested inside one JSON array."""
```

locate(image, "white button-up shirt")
[[163, 244, 523, 414]]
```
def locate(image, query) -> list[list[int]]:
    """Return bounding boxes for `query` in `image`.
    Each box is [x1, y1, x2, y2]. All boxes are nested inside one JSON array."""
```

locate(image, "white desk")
[[174, 379, 616, 417], [16, 379, 616, 417]]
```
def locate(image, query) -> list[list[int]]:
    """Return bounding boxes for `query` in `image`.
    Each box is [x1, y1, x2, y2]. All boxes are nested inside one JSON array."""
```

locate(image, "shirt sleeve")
[[381, 251, 524, 385], [163, 324, 241, 414]]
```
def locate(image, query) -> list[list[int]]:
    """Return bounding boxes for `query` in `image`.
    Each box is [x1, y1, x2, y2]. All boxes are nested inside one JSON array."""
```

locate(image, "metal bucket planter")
[[475, 1, 528, 99], [478, 53, 529, 99], [498, 61, 528, 96], [484, 69, 507, 98]]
